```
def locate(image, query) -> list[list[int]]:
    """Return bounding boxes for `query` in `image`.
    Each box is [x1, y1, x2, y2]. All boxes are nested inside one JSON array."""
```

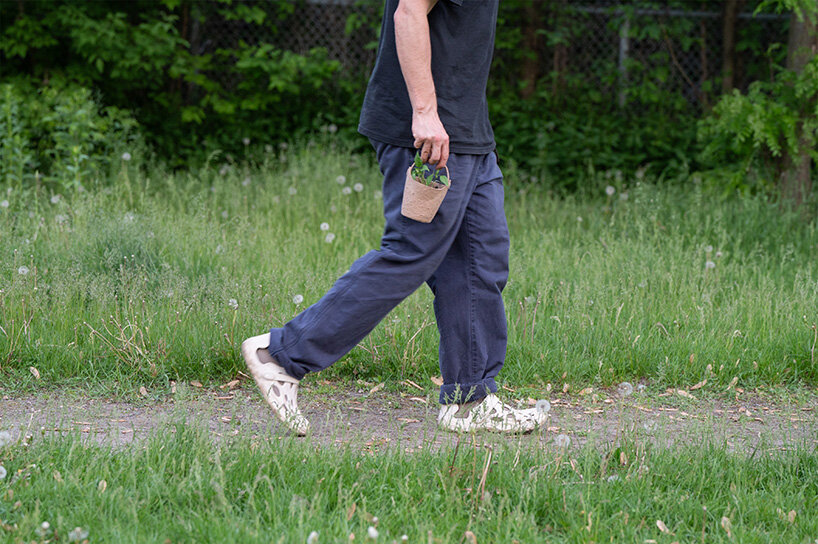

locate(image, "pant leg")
[[268, 141, 483, 380], [426, 152, 509, 404]]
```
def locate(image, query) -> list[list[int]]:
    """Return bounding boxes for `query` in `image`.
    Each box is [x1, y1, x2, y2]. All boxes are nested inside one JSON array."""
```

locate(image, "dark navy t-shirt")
[[358, 0, 499, 154]]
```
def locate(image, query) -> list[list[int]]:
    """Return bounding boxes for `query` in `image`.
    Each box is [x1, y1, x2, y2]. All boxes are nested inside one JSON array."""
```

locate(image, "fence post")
[[618, 14, 630, 107]]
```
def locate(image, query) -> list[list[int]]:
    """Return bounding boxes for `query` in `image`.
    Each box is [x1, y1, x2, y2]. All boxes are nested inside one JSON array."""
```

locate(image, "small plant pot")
[[401, 165, 450, 223]]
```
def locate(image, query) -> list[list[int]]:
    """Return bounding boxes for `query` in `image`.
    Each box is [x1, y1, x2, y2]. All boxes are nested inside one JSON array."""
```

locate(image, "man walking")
[[241, 0, 546, 435]]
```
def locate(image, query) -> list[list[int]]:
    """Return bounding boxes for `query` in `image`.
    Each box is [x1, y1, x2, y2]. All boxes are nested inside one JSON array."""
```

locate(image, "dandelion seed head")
[[55, 214, 68, 225], [336, 175, 347, 185], [228, 298, 238, 310], [68, 527, 90, 542], [219, 165, 229, 176], [50, 195, 61, 204], [279, 142, 289, 150], [535, 399, 551, 414], [121, 152, 132, 161], [288, 187, 298, 196], [325, 233, 336, 243], [242, 177, 251, 187], [42, 522, 50, 530], [605, 185, 616, 196], [0, 430, 12, 448], [524, 295, 536, 305], [617, 381, 634, 396], [353, 183, 363, 192], [620, 192, 629, 201], [607, 474, 620, 482], [0, 466, 6, 480], [401, 536, 408, 542], [374, 190, 382, 199], [555, 434, 571, 448], [221, 210, 229, 219], [265, 144, 274, 153], [307, 531, 319, 544], [705, 245, 713, 253], [17, 266, 29, 276], [0, 200, 8, 209], [293, 294, 304, 305], [320, 222, 330, 231], [342, 186, 352, 195], [367, 526, 378, 539], [715, 251, 723, 258], [328, 124, 338, 134], [577, 216, 583, 222], [242, 137, 250, 146], [705, 260, 716, 270]]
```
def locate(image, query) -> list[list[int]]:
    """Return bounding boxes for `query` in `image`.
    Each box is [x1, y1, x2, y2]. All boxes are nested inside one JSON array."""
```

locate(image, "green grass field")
[[0, 422, 816, 543], [2, 143, 816, 394]]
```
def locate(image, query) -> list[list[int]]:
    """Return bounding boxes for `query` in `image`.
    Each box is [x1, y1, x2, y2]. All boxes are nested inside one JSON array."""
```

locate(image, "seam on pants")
[[464, 199, 478, 383]]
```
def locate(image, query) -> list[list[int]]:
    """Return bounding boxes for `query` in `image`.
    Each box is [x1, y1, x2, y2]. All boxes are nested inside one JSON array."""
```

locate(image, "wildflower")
[[342, 187, 352, 195], [401, 536, 408, 542], [374, 190, 382, 199], [0, 200, 8, 208], [328, 124, 338, 134], [242, 137, 250, 146], [605, 185, 615, 196], [555, 434, 571, 448], [289, 187, 298, 195], [705, 245, 713, 253], [265, 144, 274, 153], [367, 526, 378, 540], [577, 216, 583, 222], [123, 212, 135, 223], [353, 183, 363, 192], [36, 522, 51, 537], [325, 233, 336, 243], [705, 260, 716, 270], [293, 294, 304, 305], [637, 384, 646, 392], [50, 195, 61, 204], [336, 175, 347, 185], [715, 251, 723, 258], [320, 222, 330, 231], [242, 177, 251, 187], [524, 295, 536, 305], [121, 152, 132, 161], [606, 474, 620, 482], [0, 430, 11, 447], [617, 382, 634, 396], [535, 399, 551, 414], [228, 298, 238, 310], [17, 266, 29, 276], [307, 531, 319, 544], [0, 466, 5, 479], [68, 527, 90, 542]]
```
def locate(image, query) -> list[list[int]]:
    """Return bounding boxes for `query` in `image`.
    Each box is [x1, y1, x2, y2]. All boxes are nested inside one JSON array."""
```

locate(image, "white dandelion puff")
[[336, 175, 347, 185], [401, 536, 408, 542], [555, 434, 571, 448], [307, 531, 319, 544], [328, 124, 338, 134], [705, 260, 716, 270], [221, 210, 229, 219], [265, 144, 274, 153], [68, 527, 89, 542], [0, 466, 6, 480], [121, 152, 132, 161], [17, 266, 29, 276], [0, 200, 9, 209], [279, 142, 289, 150], [715, 251, 723, 258], [367, 526, 379, 540], [289, 187, 298, 195], [605, 185, 615, 196], [219, 165, 230, 176], [620, 192, 629, 201], [55, 214, 68, 225], [342, 186, 352, 195], [705, 245, 713, 253], [50, 194, 61, 204], [374, 190, 382, 199], [577, 216, 583, 222], [606, 474, 620, 482], [617, 382, 634, 396], [293, 294, 304, 305], [0, 430, 12, 447], [242, 137, 250, 146], [535, 399, 551, 414], [353, 183, 363, 192], [325, 233, 336, 243], [228, 298, 238, 310], [242, 177, 251, 187], [320, 222, 330, 231]]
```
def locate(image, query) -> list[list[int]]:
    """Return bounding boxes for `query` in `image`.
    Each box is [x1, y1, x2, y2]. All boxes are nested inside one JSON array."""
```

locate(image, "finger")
[[414, 136, 423, 149], [429, 140, 441, 165], [421, 140, 432, 162], [438, 139, 450, 170]]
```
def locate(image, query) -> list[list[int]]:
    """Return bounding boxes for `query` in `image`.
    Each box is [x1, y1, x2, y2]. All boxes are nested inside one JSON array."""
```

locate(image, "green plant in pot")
[[402, 150, 451, 223]]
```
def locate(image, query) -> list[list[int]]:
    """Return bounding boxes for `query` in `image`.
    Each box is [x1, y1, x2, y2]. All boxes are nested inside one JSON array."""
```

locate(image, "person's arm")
[[394, 0, 449, 169]]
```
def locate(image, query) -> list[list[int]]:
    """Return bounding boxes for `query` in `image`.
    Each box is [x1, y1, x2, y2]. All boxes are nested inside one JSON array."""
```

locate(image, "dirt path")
[[1, 384, 816, 453]]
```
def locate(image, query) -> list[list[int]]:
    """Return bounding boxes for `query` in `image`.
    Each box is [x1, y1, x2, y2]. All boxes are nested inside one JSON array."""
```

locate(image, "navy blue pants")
[[268, 140, 509, 404]]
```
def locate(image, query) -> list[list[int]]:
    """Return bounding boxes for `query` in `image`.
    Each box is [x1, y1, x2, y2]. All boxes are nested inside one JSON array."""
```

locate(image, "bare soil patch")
[[1, 384, 815, 454]]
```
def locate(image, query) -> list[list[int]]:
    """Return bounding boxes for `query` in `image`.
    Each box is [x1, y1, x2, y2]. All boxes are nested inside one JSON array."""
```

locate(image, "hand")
[[412, 109, 449, 170]]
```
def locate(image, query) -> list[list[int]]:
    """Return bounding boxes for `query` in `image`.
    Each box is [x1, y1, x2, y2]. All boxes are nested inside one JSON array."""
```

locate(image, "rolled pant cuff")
[[439, 378, 498, 405]]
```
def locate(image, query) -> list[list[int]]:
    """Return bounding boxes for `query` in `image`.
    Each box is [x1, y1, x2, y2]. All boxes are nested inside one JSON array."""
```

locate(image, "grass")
[[0, 421, 816, 543], [1, 141, 817, 398]]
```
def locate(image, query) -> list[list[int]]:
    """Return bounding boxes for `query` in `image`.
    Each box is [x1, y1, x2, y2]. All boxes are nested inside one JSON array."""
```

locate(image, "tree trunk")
[[720, 0, 744, 94], [520, 1, 542, 100], [780, 13, 817, 205]]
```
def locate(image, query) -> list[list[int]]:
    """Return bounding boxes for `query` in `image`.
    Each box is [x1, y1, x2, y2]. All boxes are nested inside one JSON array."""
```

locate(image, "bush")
[[0, 78, 142, 193]]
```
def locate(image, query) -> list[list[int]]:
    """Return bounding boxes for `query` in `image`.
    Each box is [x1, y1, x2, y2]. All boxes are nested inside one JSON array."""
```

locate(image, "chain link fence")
[[195, 0, 788, 108]]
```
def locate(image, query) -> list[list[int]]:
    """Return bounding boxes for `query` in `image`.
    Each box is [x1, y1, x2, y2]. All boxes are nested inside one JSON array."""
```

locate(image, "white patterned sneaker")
[[241, 334, 310, 435], [438, 393, 547, 434]]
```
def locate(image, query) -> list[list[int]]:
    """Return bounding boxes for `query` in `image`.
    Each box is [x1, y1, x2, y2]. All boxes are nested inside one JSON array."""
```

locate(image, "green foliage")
[[410, 151, 449, 187], [0, 78, 141, 193], [698, 55, 818, 193]]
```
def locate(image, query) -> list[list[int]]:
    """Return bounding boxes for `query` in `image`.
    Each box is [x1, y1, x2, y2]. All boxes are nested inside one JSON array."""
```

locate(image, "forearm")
[[394, 0, 437, 114]]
